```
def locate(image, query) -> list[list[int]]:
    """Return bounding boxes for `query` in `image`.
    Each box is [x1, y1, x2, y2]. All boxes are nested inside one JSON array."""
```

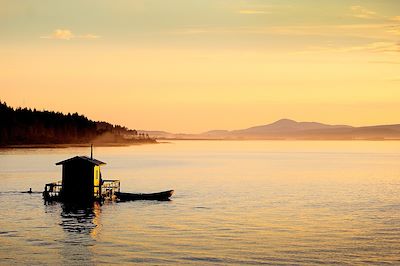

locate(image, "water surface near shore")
[[1, 140, 400, 265]]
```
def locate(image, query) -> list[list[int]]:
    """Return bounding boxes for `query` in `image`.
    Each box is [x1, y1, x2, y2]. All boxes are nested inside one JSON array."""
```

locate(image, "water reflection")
[[4, 141, 400, 265], [60, 202, 102, 236], [44, 201, 102, 265]]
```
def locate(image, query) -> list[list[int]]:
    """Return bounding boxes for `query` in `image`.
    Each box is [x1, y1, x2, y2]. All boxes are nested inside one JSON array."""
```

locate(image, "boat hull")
[[115, 190, 174, 201]]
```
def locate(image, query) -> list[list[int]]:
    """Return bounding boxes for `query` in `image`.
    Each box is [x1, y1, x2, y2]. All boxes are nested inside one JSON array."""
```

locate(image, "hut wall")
[[61, 161, 94, 201]]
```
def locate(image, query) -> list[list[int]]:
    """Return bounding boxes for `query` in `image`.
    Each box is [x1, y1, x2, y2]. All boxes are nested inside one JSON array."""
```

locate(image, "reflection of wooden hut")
[[56, 156, 105, 201]]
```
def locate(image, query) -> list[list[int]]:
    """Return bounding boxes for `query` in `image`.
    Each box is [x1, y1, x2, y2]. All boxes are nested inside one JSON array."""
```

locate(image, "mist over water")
[[1, 141, 400, 265]]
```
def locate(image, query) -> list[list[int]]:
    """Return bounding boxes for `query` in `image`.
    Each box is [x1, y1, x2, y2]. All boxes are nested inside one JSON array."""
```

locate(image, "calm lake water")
[[1, 140, 400, 265]]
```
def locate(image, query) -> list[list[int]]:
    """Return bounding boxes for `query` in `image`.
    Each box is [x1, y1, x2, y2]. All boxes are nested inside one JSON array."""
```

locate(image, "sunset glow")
[[1, 0, 400, 132]]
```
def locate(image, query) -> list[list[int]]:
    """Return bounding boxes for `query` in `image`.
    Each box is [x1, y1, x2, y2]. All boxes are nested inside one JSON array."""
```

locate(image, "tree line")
[[0, 101, 153, 146]]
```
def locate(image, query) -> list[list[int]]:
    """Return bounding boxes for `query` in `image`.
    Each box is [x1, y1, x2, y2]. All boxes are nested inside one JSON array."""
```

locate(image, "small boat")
[[115, 190, 174, 201]]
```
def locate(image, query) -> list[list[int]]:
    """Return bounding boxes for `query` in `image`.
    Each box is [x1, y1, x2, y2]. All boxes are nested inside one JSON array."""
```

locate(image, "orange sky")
[[1, 1, 400, 133]]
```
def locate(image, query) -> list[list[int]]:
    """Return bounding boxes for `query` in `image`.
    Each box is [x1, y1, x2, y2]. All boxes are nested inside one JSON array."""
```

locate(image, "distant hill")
[[0, 101, 155, 146], [225, 119, 351, 135], [201, 119, 400, 140], [154, 119, 400, 140]]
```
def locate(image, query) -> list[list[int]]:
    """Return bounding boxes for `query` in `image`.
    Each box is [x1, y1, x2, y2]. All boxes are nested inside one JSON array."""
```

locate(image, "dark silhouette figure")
[[56, 156, 106, 202]]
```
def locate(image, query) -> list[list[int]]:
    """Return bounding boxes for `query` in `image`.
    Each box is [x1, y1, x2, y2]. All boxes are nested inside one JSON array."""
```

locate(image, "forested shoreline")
[[0, 102, 155, 146]]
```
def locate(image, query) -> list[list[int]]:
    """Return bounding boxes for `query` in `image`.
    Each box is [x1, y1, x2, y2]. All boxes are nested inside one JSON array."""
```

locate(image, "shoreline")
[[156, 138, 400, 141], [0, 141, 158, 149], [2, 138, 400, 149]]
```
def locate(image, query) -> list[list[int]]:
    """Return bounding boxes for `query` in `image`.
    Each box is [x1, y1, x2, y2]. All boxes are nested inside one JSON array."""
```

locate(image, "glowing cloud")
[[47, 29, 74, 40], [80, 34, 100, 40], [391, 16, 400, 22], [238, 10, 269, 15], [41, 29, 100, 40], [350, 5, 377, 19]]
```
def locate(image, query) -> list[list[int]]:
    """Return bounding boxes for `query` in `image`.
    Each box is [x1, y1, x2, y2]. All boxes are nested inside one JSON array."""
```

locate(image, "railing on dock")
[[102, 179, 120, 199], [44, 181, 62, 200], [43, 179, 120, 201]]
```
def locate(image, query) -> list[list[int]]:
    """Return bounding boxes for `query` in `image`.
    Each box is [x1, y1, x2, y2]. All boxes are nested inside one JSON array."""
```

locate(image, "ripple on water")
[[2, 141, 400, 264]]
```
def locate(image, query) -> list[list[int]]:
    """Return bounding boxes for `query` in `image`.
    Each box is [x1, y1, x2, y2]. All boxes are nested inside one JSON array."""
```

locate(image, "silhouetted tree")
[[0, 101, 154, 145]]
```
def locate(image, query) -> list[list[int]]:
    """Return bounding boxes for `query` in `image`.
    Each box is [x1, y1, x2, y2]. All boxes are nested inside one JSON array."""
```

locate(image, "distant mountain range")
[[2, 99, 399, 143], [140, 119, 400, 140]]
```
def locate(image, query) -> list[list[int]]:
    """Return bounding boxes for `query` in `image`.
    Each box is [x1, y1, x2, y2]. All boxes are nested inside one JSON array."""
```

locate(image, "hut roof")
[[55, 156, 106, 166]]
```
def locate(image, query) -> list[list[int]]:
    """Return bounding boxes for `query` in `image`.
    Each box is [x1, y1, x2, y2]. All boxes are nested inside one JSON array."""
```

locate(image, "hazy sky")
[[1, 0, 400, 132]]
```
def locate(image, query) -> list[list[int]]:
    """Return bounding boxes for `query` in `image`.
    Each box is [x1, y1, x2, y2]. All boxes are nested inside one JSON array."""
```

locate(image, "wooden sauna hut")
[[43, 149, 120, 202]]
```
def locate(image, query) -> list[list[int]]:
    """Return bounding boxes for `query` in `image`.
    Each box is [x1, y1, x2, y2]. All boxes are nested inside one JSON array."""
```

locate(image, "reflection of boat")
[[115, 190, 174, 201]]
